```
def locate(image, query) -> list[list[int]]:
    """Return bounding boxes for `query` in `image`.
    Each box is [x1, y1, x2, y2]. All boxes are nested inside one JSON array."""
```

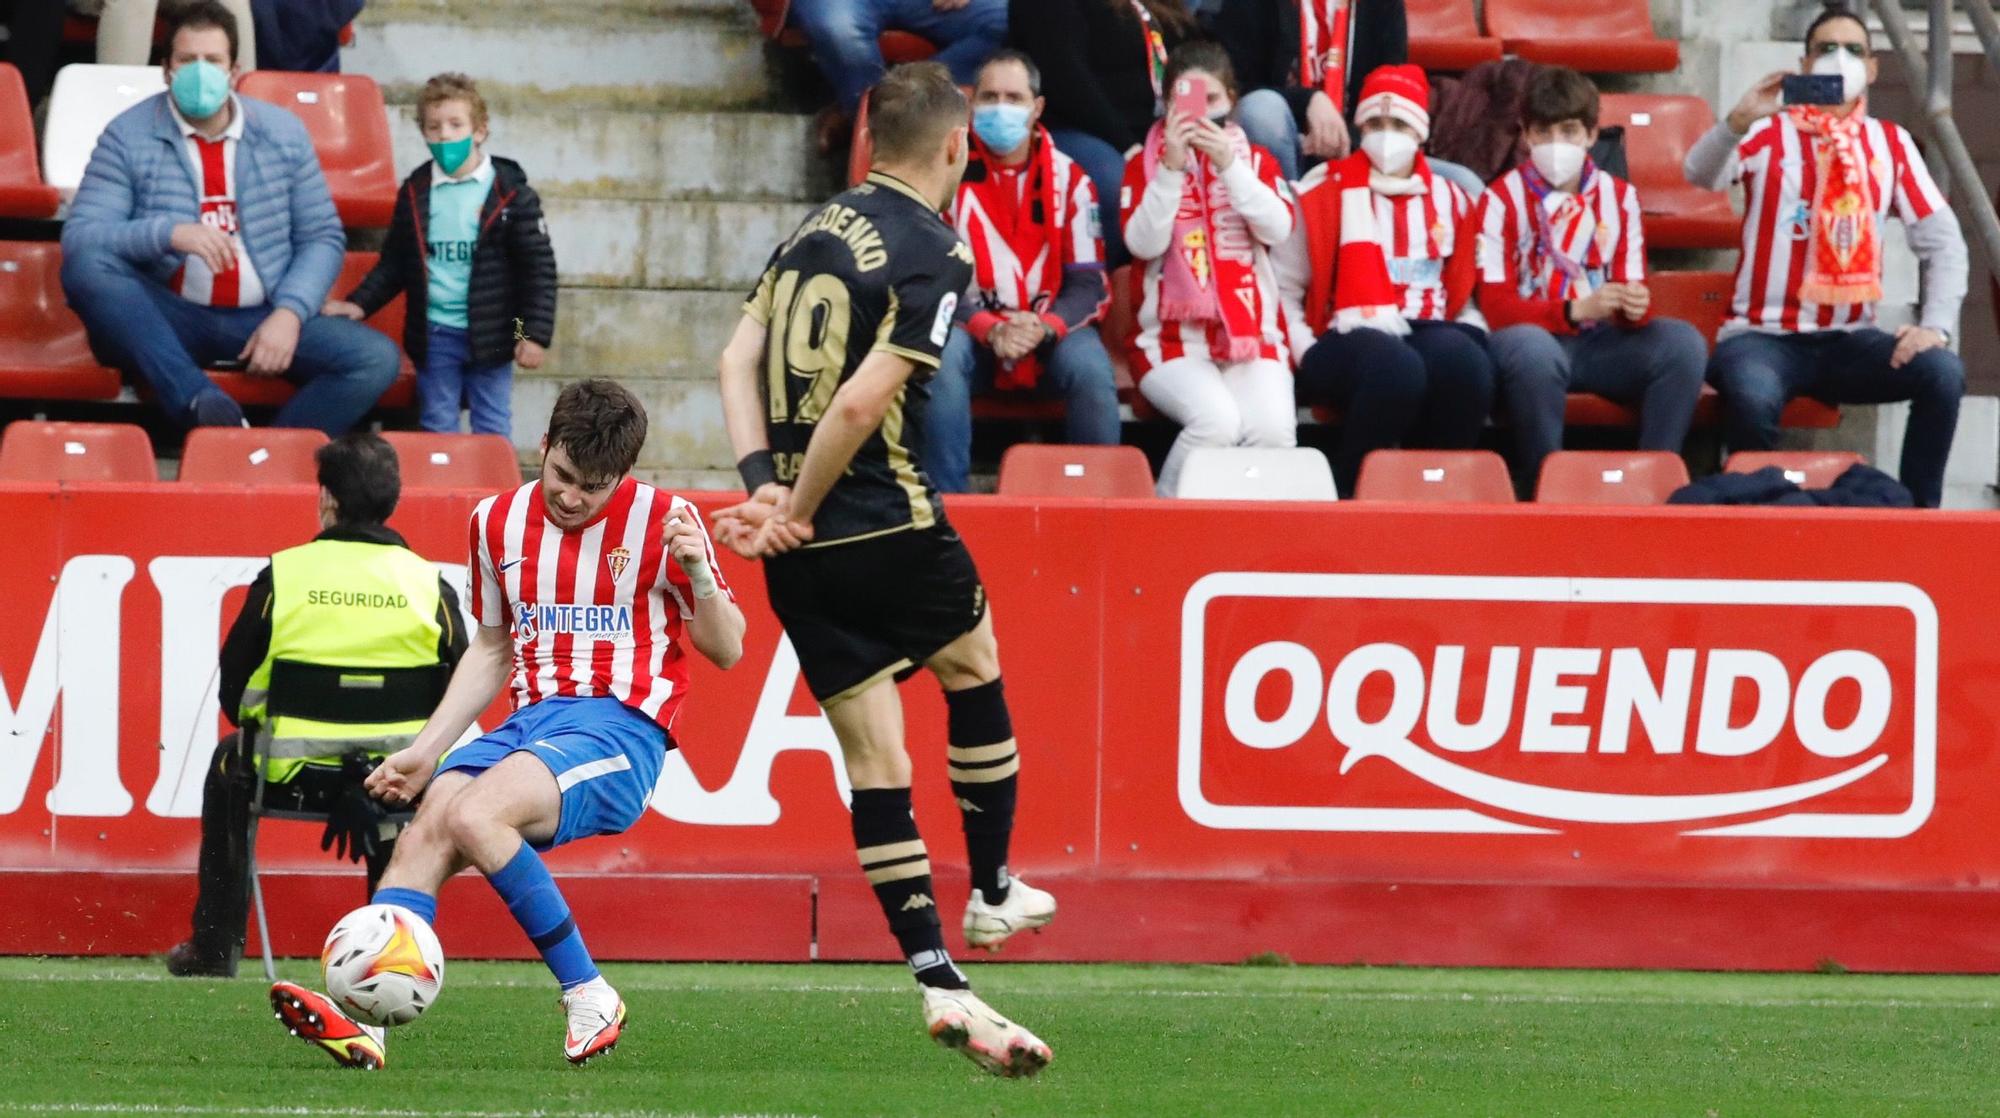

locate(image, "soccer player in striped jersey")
[[270, 379, 746, 1069], [712, 62, 1054, 1078]]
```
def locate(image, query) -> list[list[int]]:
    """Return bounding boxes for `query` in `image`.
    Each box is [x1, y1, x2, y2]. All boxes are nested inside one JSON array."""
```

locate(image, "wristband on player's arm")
[[737, 449, 778, 492]]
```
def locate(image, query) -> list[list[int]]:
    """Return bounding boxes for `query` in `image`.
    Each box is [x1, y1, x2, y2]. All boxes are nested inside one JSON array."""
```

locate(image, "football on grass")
[[322, 903, 445, 1027]]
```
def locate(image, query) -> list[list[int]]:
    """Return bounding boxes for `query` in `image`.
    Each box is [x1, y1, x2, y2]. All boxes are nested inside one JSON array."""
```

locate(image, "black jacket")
[[1666, 465, 1917, 509], [1010, 0, 1192, 153], [218, 524, 469, 725], [1201, 0, 1407, 130], [346, 155, 558, 368]]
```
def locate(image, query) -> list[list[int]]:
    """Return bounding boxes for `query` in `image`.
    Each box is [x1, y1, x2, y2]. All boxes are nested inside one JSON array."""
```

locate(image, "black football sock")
[[850, 786, 968, 990], [945, 678, 1018, 905]]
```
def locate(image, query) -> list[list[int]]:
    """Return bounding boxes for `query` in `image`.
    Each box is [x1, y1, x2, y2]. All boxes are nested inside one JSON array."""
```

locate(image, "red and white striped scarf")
[[1142, 120, 1264, 363], [1298, 0, 1352, 111]]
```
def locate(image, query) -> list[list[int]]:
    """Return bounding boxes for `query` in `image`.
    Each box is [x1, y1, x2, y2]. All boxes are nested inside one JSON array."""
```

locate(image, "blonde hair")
[[418, 72, 489, 132]]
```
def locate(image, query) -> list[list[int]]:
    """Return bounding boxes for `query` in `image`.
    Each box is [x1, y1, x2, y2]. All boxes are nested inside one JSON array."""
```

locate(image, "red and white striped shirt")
[[1475, 167, 1645, 333], [951, 145, 1101, 321], [1723, 114, 1944, 335], [467, 478, 732, 732], [169, 97, 264, 308]]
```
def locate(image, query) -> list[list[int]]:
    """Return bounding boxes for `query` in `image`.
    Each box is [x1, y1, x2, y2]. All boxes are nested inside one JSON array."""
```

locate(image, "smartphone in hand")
[[1780, 73, 1844, 106], [1172, 74, 1211, 123]]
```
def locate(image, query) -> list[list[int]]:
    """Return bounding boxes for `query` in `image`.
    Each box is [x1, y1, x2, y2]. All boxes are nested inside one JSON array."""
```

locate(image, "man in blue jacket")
[[60, 1, 398, 433]]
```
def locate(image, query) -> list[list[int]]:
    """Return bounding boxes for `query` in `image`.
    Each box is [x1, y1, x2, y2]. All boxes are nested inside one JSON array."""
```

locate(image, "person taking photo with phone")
[[1685, 4, 1968, 507]]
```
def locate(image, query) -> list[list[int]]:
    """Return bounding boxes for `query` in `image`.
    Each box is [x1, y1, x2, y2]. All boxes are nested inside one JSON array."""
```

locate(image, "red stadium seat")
[[1647, 269, 1735, 347], [1354, 449, 1514, 503], [380, 432, 521, 491], [1405, 0, 1504, 71], [237, 71, 397, 228], [751, 0, 789, 39], [849, 88, 874, 187], [0, 420, 156, 482], [179, 427, 329, 485], [1724, 451, 1865, 489], [206, 251, 416, 410], [1483, 0, 1679, 72], [878, 29, 937, 63], [997, 444, 1154, 498], [1599, 95, 1738, 249], [0, 65, 60, 219], [1535, 450, 1689, 505], [0, 241, 121, 400]]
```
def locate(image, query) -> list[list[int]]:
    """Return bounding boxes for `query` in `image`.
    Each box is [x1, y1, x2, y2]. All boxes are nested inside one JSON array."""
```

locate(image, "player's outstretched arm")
[[366, 622, 512, 806], [717, 313, 771, 464], [787, 350, 919, 530]]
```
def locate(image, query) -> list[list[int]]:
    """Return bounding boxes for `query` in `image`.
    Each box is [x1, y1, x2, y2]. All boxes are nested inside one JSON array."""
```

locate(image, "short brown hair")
[[546, 379, 648, 480], [316, 434, 400, 526], [418, 73, 489, 132], [164, 1, 240, 65], [1523, 66, 1599, 131], [1164, 40, 1238, 102], [869, 62, 968, 164]]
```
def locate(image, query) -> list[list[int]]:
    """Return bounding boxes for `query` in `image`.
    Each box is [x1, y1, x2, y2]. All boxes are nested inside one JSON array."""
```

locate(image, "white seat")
[[44, 64, 166, 198], [1174, 447, 1339, 502]]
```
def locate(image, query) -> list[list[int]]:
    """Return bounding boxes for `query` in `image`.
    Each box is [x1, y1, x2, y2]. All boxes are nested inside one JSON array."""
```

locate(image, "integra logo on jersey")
[[513, 601, 634, 643]]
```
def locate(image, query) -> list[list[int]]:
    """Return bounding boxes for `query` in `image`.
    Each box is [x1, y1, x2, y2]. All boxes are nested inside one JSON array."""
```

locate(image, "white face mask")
[[1810, 50, 1869, 105], [1361, 130, 1419, 176], [1530, 141, 1587, 187]]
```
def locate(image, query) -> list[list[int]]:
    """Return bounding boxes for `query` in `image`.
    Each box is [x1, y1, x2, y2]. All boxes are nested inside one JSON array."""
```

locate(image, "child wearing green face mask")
[[325, 73, 558, 435]]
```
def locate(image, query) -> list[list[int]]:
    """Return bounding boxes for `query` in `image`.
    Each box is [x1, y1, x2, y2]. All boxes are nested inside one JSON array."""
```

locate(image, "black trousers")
[[186, 735, 394, 963]]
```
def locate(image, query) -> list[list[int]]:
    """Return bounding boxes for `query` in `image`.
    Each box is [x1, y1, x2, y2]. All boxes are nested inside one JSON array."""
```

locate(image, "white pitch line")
[[0, 1106, 815, 1118]]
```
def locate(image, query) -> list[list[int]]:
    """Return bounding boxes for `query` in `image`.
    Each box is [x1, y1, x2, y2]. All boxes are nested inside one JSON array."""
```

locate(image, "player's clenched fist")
[[365, 747, 433, 807], [713, 484, 812, 559]]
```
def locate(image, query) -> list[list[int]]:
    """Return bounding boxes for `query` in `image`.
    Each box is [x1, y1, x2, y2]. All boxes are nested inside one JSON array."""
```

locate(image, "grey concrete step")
[[545, 197, 810, 290], [539, 288, 746, 382], [630, 468, 742, 494], [384, 106, 830, 202], [511, 376, 733, 471]]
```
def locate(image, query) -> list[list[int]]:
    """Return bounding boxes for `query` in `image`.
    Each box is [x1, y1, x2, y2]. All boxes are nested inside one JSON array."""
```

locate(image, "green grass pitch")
[[3, 957, 1998, 1116]]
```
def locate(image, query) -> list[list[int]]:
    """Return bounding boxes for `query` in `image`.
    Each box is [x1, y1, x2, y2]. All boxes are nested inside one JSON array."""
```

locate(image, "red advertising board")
[[6, 483, 2000, 972]]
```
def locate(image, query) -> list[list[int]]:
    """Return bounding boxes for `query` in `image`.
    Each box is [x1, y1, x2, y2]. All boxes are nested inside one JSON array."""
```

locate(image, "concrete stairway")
[[343, 0, 833, 488]]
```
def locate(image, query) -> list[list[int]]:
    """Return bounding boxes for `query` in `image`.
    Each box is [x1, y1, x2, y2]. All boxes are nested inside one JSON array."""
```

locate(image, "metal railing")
[[1871, 0, 2000, 277]]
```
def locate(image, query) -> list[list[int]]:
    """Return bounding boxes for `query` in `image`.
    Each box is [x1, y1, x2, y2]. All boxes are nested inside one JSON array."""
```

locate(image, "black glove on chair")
[[321, 753, 392, 864]]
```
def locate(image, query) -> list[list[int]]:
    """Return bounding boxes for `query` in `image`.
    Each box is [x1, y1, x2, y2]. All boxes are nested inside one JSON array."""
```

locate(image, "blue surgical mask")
[[427, 135, 475, 176], [971, 104, 1032, 153], [169, 60, 230, 121]]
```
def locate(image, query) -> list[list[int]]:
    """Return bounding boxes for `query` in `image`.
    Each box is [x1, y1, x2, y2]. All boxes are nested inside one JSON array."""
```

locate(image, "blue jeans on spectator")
[[1234, 89, 1301, 182], [1709, 328, 1963, 508], [925, 325, 1122, 492], [420, 323, 514, 435], [1297, 320, 1495, 497], [1047, 127, 1130, 268], [793, 0, 1007, 114], [1490, 318, 1707, 488], [61, 247, 399, 434]]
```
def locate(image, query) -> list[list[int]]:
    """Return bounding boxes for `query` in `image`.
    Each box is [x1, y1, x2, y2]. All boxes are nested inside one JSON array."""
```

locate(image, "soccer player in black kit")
[[711, 62, 1054, 1078]]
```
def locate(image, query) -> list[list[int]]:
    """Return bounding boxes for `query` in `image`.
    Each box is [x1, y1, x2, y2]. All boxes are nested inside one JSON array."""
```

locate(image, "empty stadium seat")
[[997, 444, 1154, 498], [204, 251, 416, 410], [1723, 451, 1866, 489], [0, 420, 156, 482], [237, 71, 397, 228], [1563, 386, 1841, 431], [1176, 447, 1337, 501], [380, 432, 521, 491], [1354, 449, 1514, 503], [1405, 0, 1504, 71], [1483, 0, 1679, 72], [179, 427, 328, 485], [1535, 450, 1689, 505], [0, 65, 60, 218], [1647, 270, 1735, 347], [0, 241, 121, 400], [43, 64, 166, 196], [1599, 95, 1738, 248]]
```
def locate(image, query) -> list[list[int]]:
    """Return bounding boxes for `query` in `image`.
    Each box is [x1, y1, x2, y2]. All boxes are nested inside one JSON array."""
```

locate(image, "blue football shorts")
[[434, 694, 669, 850]]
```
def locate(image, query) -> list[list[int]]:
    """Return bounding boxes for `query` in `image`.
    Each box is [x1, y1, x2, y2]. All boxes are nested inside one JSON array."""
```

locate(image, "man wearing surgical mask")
[[930, 49, 1120, 493], [1477, 65, 1708, 491], [1685, 5, 1967, 508], [60, 1, 398, 435]]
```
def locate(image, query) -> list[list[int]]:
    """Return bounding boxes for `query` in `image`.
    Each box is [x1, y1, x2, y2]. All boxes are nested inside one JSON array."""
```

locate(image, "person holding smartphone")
[[1685, 4, 1968, 507]]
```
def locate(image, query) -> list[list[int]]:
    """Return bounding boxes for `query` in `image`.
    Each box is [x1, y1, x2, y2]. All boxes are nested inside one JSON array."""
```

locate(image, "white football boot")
[[922, 985, 1052, 1078], [559, 976, 626, 1065], [962, 875, 1057, 951]]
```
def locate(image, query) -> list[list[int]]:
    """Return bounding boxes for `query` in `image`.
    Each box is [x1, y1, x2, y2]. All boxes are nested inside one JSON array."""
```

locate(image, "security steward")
[[167, 434, 467, 977]]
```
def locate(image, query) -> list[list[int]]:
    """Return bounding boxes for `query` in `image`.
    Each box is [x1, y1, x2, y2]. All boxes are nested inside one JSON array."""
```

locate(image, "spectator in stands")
[[928, 50, 1119, 492], [1122, 42, 1296, 496], [1686, 6, 1966, 508], [1479, 66, 1704, 488], [96, 0, 257, 68], [251, 0, 364, 73], [1196, 0, 1398, 182], [60, 2, 399, 434], [325, 73, 557, 437], [1011, 0, 1195, 265], [1278, 65, 1491, 496], [792, 0, 1008, 151]]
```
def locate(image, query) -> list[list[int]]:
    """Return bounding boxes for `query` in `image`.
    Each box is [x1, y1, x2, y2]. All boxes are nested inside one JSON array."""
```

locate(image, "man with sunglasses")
[[1684, 5, 1967, 507]]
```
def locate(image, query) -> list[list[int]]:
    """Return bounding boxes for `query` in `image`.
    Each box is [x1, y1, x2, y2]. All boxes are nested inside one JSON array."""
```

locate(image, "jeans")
[[926, 325, 1121, 491], [1047, 127, 1131, 268], [1138, 355, 1297, 496], [1234, 89, 1301, 182], [1490, 318, 1707, 486], [792, 0, 1008, 113], [1708, 328, 1964, 508], [1298, 321, 1496, 496], [420, 323, 514, 435], [61, 248, 400, 434]]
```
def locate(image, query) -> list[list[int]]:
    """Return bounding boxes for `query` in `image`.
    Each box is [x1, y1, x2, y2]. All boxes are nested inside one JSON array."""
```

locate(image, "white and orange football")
[[321, 903, 445, 1027]]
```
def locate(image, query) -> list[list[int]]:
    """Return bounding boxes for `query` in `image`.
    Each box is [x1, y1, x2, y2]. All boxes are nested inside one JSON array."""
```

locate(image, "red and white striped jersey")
[[1353, 172, 1473, 322], [951, 146, 1101, 311], [1476, 168, 1645, 298], [467, 477, 732, 732], [169, 98, 264, 308], [1724, 114, 1944, 334]]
